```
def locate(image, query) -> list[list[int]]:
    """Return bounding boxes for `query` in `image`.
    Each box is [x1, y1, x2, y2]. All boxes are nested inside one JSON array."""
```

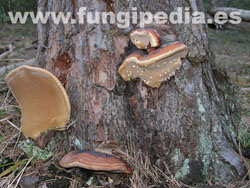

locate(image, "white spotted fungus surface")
[[118, 42, 188, 88]]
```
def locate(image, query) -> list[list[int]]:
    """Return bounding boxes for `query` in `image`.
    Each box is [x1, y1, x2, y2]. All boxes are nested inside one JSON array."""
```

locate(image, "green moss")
[[18, 139, 55, 160], [199, 130, 235, 183], [86, 176, 94, 186], [172, 148, 181, 166], [212, 124, 220, 134], [197, 98, 206, 113], [72, 137, 83, 149], [199, 132, 213, 175], [228, 123, 237, 141], [196, 95, 206, 122], [174, 158, 190, 180]]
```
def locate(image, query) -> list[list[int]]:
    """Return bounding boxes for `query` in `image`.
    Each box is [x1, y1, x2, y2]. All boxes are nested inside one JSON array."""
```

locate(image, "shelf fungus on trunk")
[[60, 151, 132, 174], [5, 65, 71, 139], [118, 42, 189, 88], [130, 29, 161, 50]]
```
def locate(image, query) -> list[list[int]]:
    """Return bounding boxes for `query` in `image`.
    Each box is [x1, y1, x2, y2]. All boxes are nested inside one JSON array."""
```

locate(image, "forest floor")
[[0, 23, 249, 188]]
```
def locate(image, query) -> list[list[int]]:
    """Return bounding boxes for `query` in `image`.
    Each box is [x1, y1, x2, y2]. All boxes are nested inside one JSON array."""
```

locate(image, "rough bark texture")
[[37, 0, 245, 184]]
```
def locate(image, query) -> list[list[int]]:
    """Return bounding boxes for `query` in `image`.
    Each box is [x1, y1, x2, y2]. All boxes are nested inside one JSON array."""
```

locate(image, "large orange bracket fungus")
[[118, 29, 189, 88], [5, 65, 71, 139]]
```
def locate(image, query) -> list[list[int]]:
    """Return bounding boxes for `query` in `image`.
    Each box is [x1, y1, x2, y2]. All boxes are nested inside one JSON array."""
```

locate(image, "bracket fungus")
[[60, 151, 132, 174], [130, 29, 161, 50], [118, 42, 189, 88], [5, 65, 71, 139]]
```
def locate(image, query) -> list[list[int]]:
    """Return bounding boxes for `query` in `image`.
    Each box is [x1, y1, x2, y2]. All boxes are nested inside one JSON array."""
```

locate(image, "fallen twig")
[[0, 58, 36, 75], [209, 7, 250, 22], [0, 44, 14, 61], [1, 58, 25, 61], [6, 119, 21, 132], [11, 157, 34, 188], [0, 132, 20, 155], [0, 118, 10, 122], [0, 45, 12, 50]]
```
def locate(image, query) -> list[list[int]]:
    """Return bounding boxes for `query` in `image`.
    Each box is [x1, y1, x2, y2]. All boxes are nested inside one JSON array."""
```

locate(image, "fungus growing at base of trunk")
[[118, 42, 189, 88], [60, 151, 132, 174], [5, 65, 71, 139], [130, 29, 161, 50]]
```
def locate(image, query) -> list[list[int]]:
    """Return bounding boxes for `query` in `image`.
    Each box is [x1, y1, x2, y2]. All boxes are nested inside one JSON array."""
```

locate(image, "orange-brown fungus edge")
[[118, 42, 188, 88], [60, 151, 132, 174], [130, 29, 161, 50]]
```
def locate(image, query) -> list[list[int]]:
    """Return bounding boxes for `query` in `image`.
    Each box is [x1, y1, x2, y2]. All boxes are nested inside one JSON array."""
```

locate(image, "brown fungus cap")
[[130, 29, 161, 50], [118, 42, 188, 88], [60, 151, 132, 174], [5, 65, 71, 139]]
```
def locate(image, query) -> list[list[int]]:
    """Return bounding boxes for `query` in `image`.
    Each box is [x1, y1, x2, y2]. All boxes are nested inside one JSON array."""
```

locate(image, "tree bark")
[[37, 0, 245, 184]]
